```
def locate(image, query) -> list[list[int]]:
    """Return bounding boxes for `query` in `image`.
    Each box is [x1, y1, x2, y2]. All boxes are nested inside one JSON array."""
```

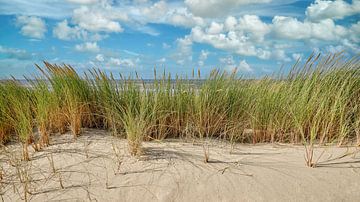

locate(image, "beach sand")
[[1, 129, 360, 202]]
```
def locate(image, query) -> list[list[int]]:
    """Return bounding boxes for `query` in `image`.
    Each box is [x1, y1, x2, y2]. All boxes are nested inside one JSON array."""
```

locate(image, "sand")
[[1, 129, 360, 202]]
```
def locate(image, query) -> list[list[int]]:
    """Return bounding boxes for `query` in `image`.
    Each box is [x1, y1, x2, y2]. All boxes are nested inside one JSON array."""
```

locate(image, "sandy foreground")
[[1, 129, 360, 202]]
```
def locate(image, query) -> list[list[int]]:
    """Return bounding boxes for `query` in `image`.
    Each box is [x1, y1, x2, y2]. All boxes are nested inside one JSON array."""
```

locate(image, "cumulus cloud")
[[272, 16, 348, 41], [349, 21, 360, 43], [53, 19, 109, 41], [174, 36, 193, 65], [340, 38, 360, 52], [132, 2, 205, 28], [207, 22, 224, 34], [75, 42, 100, 52], [238, 60, 253, 72], [237, 15, 270, 42], [224, 16, 237, 31], [271, 49, 291, 62], [15, 15, 46, 39], [95, 54, 104, 62], [184, 0, 272, 17], [108, 57, 136, 67], [167, 8, 205, 28], [306, 0, 360, 22], [198, 50, 209, 66], [142, 0, 168, 21], [53, 20, 88, 40], [220, 55, 253, 72], [72, 6, 126, 32], [189, 16, 271, 60], [92, 54, 139, 68]]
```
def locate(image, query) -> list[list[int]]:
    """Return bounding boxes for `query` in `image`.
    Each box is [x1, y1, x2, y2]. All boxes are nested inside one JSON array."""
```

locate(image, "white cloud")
[[167, 8, 205, 28], [190, 24, 271, 60], [199, 50, 209, 61], [272, 49, 291, 62], [180, 14, 274, 60], [72, 6, 126, 32], [92, 54, 139, 68], [349, 21, 360, 43], [224, 16, 237, 31], [131, 2, 205, 28], [142, 0, 168, 21], [174, 36, 193, 65], [95, 54, 104, 62], [53, 20, 87, 40], [306, 0, 360, 22], [237, 15, 270, 42], [53, 20, 108, 41], [272, 16, 348, 41], [238, 60, 253, 72], [15, 15, 46, 39], [272, 16, 311, 40], [220, 55, 236, 70], [184, 0, 272, 17], [198, 50, 209, 66], [108, 57, 136, 67], [157, 57, 167, 63], [207, 22, 224, 34], [340, 38, 360, 52], [75, 42, 100, 52], [66, 0, 98, 4], [220, 56, 253, 72]]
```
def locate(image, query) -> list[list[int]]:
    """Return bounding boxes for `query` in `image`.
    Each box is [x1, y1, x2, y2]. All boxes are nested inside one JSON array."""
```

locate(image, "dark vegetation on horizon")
[[0, 52, 359, 167]]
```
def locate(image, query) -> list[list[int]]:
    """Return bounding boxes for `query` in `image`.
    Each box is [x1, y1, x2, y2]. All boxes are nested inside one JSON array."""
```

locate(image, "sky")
[[0, 0, 359, 78]]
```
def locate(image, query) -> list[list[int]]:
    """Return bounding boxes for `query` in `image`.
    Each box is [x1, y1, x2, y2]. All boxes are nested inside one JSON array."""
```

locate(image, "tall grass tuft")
[[28, 77, 55, 147], [89, 69, 123, 135], [121, 77, 147, 156], [38, 62, 93, 139], [0, 80, 34, 160], [0, 83, 13, 144]]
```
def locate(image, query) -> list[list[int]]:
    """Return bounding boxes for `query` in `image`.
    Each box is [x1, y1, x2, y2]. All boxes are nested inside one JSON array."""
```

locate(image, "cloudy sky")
[[0, 0, 359, 78]]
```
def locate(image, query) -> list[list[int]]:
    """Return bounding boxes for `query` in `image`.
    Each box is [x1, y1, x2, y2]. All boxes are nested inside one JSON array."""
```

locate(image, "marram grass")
[[0, 53, 359, 162]]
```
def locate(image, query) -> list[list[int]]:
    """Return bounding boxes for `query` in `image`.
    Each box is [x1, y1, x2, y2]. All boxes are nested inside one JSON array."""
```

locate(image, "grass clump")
[[89, 70, 123, 135], [0, 81, 34, 160], [0, 83, 13, 144], [28, 78, 55, 148], [121, 78, 148, 156], [39, 62, 93, 139]]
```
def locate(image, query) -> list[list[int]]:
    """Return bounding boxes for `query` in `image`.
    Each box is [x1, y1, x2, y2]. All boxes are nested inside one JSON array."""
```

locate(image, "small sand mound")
[[1, 129, 360, 201]]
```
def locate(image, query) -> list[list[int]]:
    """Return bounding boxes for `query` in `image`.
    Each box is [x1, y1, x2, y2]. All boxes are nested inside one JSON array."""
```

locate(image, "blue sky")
[[0, 0, 359, 78]]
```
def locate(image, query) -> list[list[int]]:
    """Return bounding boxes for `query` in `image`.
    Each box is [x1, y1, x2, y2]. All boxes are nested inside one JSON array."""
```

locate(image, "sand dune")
[[1, 129, 360, 202]]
